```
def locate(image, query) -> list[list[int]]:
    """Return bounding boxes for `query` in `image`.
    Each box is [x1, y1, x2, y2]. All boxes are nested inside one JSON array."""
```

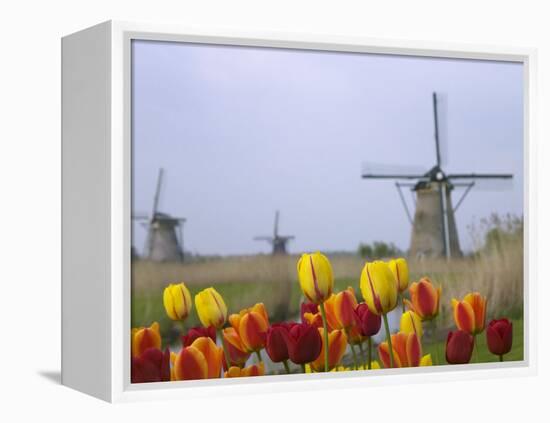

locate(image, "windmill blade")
[[448, 173, 513, 179], [361, 162, 427, 180], [433, 92, 449, 166], [254, 236, 274, 242], [452, 177, 514, 192], [278, 235, 295, 241], [274, 210, 280, 238], [132, 213, 149, 220], [152, 168, 164, 217], [438, 182, 451, 259]]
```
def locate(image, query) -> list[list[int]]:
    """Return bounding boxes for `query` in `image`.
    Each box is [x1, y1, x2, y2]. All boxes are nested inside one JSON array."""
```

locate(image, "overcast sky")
[[131, 40, 523, 256]]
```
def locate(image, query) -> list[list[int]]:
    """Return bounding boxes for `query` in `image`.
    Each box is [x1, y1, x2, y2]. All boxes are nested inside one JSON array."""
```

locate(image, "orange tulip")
[[229, 303, 270, 352], [451, 292, 487, 335], [222, 327, 251, 368], [310, 328, 348, 372], [333, 287, 360, 329], [378, 332, 421, 368], [131, 322, 161, 357], [406, 277, 441, 321], [224, 362, 265, 378], [173, 346, 208, 380], [190, 336, 223, 378], [322, 294, 342, 331]]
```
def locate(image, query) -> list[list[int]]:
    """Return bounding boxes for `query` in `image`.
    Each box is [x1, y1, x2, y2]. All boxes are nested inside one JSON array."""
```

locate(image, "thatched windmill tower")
[[133, 168, 186, 262], [361, 92, 513, 259], [254, 211, 295, 255]]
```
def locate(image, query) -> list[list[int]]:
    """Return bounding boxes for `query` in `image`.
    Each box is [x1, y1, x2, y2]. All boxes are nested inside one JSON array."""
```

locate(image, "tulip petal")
[[174, 346, 208, 380], [453, 300, 476, 334]]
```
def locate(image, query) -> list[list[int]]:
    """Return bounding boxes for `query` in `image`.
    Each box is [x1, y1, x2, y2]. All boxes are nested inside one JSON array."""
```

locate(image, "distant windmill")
[[133, 168, 186, 262], [361, 92, 513, 259], [254, 211, 295, 255]]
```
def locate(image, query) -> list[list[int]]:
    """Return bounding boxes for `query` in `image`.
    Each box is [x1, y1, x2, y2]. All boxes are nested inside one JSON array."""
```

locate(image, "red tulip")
[[131, 347, 171, 383], [285, 322, 323, 365], [266, 323, 291, 363], [355, 303, 382, 337], [446, 330, 474, 364], [300, 302, 318, 322], [486, 319, 513, 357], [182, 326, 216, 347]]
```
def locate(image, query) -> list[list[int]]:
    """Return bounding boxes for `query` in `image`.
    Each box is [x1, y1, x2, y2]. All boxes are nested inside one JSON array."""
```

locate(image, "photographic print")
[[130, 40, 523, 383]]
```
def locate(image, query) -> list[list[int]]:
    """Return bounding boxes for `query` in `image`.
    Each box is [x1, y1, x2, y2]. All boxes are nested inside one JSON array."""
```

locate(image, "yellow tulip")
[[388, 258, 409, 293], [163, 282, 192, 321], [400, 310, 423, 339], [360, 261, 398, 315], [297, 252, 334, 304], [420, 354, 432, 366], [195, 287, 228, 329]]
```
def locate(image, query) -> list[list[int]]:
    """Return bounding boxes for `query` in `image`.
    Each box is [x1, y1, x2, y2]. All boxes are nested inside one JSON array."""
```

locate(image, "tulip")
[[131, 322, 161, 357], [355, 303, 382, 369], [388, 258, 409, 293], [195, 287, 228, 329], [300, 302, 318, 322], [297, 252, 335, 372], [229, 303, 270, 355], [322, 294, 344, 331], [224, 362, 265, 378], [420, 354, 432, 366], [310, 328, 348, 372], [131, 347, 171, 383], [297, 252, 334, 304], [486, 319, 513, 360], [190, 336, 223, 378], [222, 327, 251, 369], [333, 287, 360, 329], [182, 325, 216, 347], [400, 310, 423, 339], [360, 260, 398, 367], [445, 330, 474, 364], [163, 282, 192, 321], [285, 322, 323, 366], [378, 332, 421, 368], [302, 310, 323, 328], [451, 292, 487, 335], [406, 277, 441, 321], [173, 346, 208, 380], [266, 323, 291, 373]]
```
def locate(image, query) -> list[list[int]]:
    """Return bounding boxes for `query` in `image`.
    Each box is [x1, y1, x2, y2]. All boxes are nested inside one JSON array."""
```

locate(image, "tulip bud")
[[400, 310, 423, 339], [451, 292, 487, 335], [360, 261, 398, 315], [297, 252, 334, 304], [406, 277, 441, 321], [486, 319, 513, 357], [174, 346, 209, 380], [182, 325, 216, 347], [388, 258, 409, 293], [224, 362, 265, 378], [266, 323, 291, 363], [222, 327, 251, 368], [322, 294, 342, 331], [229, 303, 270, 352], [420, 354, 432, 366], [378, 332, 421, 368], [190, 336, 223, 378], [355, 303, 382, 337], [285, 322, 323, 365], [131, 322, 161, 357], [445, 330, 474, 364], [163, 282, 192, 321], [131, 347, 171, 383], [310, 328, 348, 372], [300, 302, 318, 322], [333, 287, 360, 329], [195, 287, 228, 329]]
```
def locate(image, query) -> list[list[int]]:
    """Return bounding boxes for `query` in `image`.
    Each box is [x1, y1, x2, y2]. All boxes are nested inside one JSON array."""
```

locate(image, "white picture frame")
[[61, 20, 537, 403]]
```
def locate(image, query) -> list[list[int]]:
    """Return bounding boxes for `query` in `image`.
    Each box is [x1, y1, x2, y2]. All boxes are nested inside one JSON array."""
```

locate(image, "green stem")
[[382, 313, 395, 368], [431, 319, 440, 366], [358, 341, 367, 368], [368, 337, 372, 369], [283, 360, 291, 374], [217, 328, 232, 377], [255, 350, 262, 363], [400, 293, 405, 313], [301, 363, 306, 373], [179, 320, 186, 335], [473, 334, 479, 363], [350, 342, 359, 370], [319, 302, 330, 372], [499, 354, 504, 362]]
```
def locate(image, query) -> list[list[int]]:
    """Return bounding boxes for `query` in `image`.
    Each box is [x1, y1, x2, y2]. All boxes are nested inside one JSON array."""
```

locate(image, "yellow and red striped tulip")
[[297, 252, 334, 304], [229, 303, 270, 352], [378, 332, 422, 368], [321, 294, 341, 331], [222, 327, 251, 368], [190, 336, 223, 378], [163, 282, 192, 321], [310, 328, 348, 372], [406, 277, 441, 321], [388, 258, 409, 293], [451, 292, 487, 335], [360, 261, 398, 315], [173, 346, 208, 380], [302, 311, 324, 328], [131, 322, 161, 357], [195, 287, 228, 329], [224, 362, 265, 378], [333, 287, 360, 329], [400, 310, 423, 339]]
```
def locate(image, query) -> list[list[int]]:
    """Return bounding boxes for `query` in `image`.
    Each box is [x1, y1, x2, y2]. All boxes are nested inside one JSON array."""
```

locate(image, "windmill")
[[254, 211, 295, 255], [133, 168, 187, 262], [361, 92, 513, 259]]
